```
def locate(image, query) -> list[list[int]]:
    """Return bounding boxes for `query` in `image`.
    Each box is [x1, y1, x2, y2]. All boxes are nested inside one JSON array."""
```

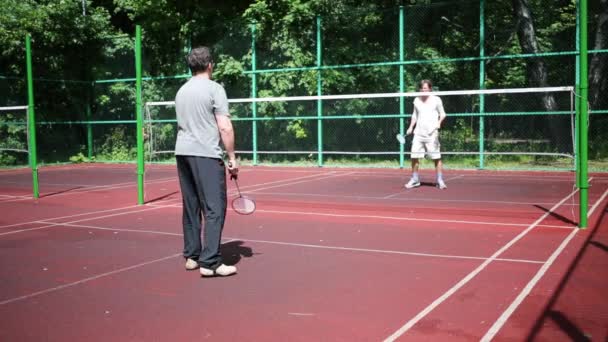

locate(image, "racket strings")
[[232, 196, 256, 214]]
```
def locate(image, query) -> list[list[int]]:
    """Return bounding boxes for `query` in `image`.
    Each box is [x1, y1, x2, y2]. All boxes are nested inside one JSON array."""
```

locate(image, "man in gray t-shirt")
[[174, 46, 239, 277]]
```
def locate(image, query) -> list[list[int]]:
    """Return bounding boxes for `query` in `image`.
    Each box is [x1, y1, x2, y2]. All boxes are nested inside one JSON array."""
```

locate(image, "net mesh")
[[145, 86, 575, 169], [0, 106, 29, 166]]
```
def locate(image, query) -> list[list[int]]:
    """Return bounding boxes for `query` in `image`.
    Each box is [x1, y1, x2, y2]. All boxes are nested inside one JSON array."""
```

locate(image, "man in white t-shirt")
[[404, 79, 447, 189]]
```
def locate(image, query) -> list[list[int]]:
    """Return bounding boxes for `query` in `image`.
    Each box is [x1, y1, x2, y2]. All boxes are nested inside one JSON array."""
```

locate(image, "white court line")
[[383, 188, 579, 342], [0, 204, 141, 229], [248, 190, 580, 207], [255, 209, 574, 230], [0, 170, 344, 231], [222, 237, 545, 264], [0, 206, 164, 237], [0, 194, 30, 199], [347, 170, 577, 180], [383, 175, 466, 199], [243, 172, 354, 195], [0, 236, 238, 306], [227, 171, 338, 195], [144, 202, 574, 230], [0, 253, 181, 306], [0, 176, 177, 204], [0, 170, 339, 229], [59, 222, 182, 236], [480, 186, 608, 341], [50, 222, 546, 264]]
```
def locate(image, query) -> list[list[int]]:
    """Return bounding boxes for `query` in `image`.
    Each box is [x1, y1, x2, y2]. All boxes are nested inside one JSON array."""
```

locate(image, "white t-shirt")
[[412, 95, 445, 142]]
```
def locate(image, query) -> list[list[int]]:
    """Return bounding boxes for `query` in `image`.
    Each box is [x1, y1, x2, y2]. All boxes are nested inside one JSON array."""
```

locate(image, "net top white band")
[[145, 86, 574, 106], [0, 106, 28, 111]]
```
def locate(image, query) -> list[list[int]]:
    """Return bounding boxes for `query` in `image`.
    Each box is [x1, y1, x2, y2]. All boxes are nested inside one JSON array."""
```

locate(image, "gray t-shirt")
[[174, 77, 230, 158]]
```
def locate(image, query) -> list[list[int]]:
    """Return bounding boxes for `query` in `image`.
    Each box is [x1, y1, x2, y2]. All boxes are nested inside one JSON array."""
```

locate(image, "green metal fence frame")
[[6, 1, 594, 226]]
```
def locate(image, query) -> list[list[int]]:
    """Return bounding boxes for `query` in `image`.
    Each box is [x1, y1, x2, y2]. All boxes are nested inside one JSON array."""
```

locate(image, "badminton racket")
[[230, 174, 256, 215]]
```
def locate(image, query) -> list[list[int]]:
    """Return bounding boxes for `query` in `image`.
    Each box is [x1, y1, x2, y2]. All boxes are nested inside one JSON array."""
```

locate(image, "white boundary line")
[[383, 188, 579, 342], [249, 190, 581, 207], [384, 175, 466, 199], [46, 222, 546, 264], [0, 236, 238, 306], [0, 253, 181, 306], [480, 186, 608, 341], [144, 202, 575, 230], [0, 176, 177, 203], [221, 237, 546, 264], [0, 204, 141, 229], [251, 209, 574, 230], [0, 206, 164, 237]]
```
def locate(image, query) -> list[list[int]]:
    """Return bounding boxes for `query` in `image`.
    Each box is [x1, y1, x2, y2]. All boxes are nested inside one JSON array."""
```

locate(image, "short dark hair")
[[187, 47, 213, 73], [419, 79, 433, 89]]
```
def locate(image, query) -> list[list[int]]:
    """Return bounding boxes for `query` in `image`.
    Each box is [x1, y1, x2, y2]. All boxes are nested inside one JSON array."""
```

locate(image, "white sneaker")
[[200, 264, 237, 277], [437, 179, 447, 189], [185, 258, 199, 270], [405, 178, 421, 189]]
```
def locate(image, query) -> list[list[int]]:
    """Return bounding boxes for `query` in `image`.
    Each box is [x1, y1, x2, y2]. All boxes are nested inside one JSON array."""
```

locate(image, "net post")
[[25, 34, 39, 199], [578, 0, 589, 228], [478, 0, 486, 170], [86, 81, 93, 159], [574, 1, 581, 188], [316, 15, 323, 167], [135, 25, 145, 205], [398, 6, 405, 169], [250, 23, 259, 165]]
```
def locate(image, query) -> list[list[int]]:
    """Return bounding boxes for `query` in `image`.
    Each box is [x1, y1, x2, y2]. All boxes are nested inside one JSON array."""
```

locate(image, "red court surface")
[[0, 163, 606, 341]]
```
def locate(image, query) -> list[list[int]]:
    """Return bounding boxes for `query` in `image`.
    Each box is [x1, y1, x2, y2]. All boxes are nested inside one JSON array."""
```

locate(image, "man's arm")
[[437, 97, 447, 129], [406, 108, 418, 135], [216, 114, 238, 174]]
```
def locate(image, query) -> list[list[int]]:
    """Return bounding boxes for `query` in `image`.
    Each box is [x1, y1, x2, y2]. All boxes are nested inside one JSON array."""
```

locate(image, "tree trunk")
[[589, 0, 608, 110], [511, 0, 568, 154], [512, 0, 557, 111]]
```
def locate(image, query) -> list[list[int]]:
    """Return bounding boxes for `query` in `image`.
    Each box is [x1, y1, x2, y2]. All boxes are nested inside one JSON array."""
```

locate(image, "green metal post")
[[251, 24, 258, 165], [316, 16, 323, 167], [86, 83, 93, 159], [578, 0, 588, 228], [575, 2, 581, 187], [478, 0, 486, 170], [25, 34, 39, 198], [399, 6, 406, 168], [135, 26, 144, 205]]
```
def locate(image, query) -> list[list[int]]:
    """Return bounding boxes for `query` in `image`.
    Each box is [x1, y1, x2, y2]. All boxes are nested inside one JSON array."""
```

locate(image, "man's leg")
[[412, 158, 420, 180], [431, 137, 446, 189], [406, 158, 421, 188], [190, 157, 228, 270], [176, 156, 203, 262]]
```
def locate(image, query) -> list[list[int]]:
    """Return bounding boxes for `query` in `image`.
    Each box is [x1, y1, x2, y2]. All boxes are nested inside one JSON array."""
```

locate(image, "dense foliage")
[[0, 0, 606, 168]]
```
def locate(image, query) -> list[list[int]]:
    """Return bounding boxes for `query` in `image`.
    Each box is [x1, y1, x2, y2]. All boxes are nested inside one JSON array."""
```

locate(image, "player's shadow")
[[420, 181, 437, 188], [39, 186, 84, 198], [534, 205, 578, 226], [145, 191, 179, 204], [221, 240, 257, 265]]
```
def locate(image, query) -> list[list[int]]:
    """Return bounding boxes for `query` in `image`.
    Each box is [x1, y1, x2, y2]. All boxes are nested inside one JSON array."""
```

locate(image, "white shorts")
[[411, 135, 441, 159]]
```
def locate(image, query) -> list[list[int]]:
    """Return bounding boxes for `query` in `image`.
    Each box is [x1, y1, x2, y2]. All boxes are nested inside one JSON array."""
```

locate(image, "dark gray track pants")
[[176, 155, 227, 269]]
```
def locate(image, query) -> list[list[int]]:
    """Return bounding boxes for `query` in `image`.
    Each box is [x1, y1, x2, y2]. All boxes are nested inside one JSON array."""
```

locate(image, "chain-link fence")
[[0, 1, 606, 171]]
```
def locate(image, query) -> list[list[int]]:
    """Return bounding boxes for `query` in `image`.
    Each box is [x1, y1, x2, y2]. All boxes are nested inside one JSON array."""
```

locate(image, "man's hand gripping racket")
[[396, 127, 413, 145], [228, 160, 256, 215]]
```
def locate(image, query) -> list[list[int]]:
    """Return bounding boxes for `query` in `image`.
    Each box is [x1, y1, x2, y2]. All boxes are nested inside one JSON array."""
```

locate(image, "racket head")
[[231, 195, 256, 215], [396, 133, 406, 144]]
